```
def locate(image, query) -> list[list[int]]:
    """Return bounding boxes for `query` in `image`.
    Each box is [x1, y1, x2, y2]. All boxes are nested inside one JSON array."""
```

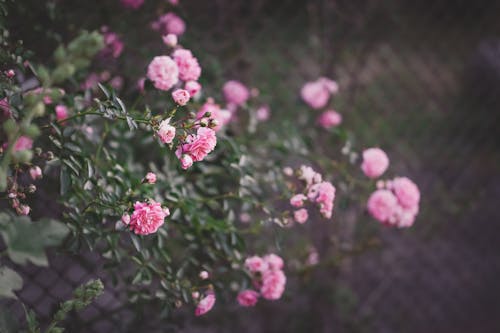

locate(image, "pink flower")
[[179, 154, 193, 170], [129, 200, 169, 235], [29, 166, 42, 180], [294, 208, 309, 224], [290, 194, 307, 207], [263, 254, 284, 271], [172, 89, 190, 106], [168, 0, 179, 5], [260, 270, 286, 300], [6, 69, 15, 78], [110, 76, 124, 90], [13, 136, 33, 152], [157, 119, 176, 144], [199, 271, 209, 279], [361, 148, 389, 179], [120, 0, 144, 9], [176, 127, 217, 163], [317, 110, 342, 129], [256, 105, 270, 121], [153, 13, 186, 36], [147, 56, 179, 91], [172, 49, 201, 82], [195, 293, 216, 316], [196, 99, 231, 131], [0, 98, 10, 117], [299, 165, 321, 186], [55, 104, 68, 122], [185, 81, 201, 97], [318, 77, 339, 94], [245, 256, 267, 273], [121, 213, 131, 225], [307, 181, 336, 219], [19, 205, 30, 216], [100, 28, 124, 58], [223, 80, 249, 106], [301, 80, 330, 109], [137, 77, 146, 93], [367, 189, 398, 223], [237, 290, 259, 307], [145, 172, 157, 184], [162, 34, 177, 47], [392, 177, 420, 209]]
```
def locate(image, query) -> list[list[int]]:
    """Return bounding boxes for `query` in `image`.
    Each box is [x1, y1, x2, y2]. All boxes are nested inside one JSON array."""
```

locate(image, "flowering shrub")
[[0, 0, 421, 325]]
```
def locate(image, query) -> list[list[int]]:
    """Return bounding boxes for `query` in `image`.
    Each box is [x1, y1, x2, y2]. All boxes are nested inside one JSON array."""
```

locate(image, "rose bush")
[[0, 0, 421, 326]]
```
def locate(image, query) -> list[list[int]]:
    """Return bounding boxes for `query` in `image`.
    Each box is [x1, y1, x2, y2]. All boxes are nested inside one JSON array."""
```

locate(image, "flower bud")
[[27, 184, 37, 193], [199, 271, 209, 280], [46, 151, 55, 160], [199, 119, 208, 127]]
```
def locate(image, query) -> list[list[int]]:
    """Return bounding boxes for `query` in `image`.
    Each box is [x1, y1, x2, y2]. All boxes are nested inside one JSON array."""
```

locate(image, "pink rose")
[[244, 256, 267, 273], [290, 194, 307, 208], [367, 189, 398, 223], [100, 28, 124, 58], [13, 136, 33, 152], [260, 270, 286, 300], [392, 177, 420, 209], [147, 56, 179, 91], [5, 69, 15, 78], [157, 119, 176, 144], [55, 104, 68, 122], [299, 165, 321, 186], [179, 154, 193, 170], [172, 49, 201, 82], [172, 89, 190, 106], [199, 271, 209, 280], [361, 148, 389, 179], [120, 0, 144, 9], [176, 127, 217, 164], [145, 172, 157, 184], [154, 12, 186, 36], [162, 34, 177, 47], [294, 208, 309, 224], [317, 110, 342, 129], [263, 254, 284, 271], [307, 181, 336, 219], [223, 80, 249, 106], [29, 166, 42, 180], [195, 293, 216, 316], [237, 290, 259, 307], [185, 81, 201, 97], [129, 200, 169, 235], [256, 105, 270, 121], [301, 80, 330, 109]]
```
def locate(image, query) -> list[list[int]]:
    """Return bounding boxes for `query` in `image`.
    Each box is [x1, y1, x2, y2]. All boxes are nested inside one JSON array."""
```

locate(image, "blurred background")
[[2, 0, 500, 332]]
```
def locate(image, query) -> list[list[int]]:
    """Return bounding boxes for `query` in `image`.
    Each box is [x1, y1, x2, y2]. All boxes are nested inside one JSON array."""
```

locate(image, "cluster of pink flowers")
[[175, 127, 217, 169], [367, 177, 420, 228], [301, 77, 338, 110], [100, 27, 124, 59], [238, 254, 286, 307], [120, 0, 144, 9], [361, 147, 389, 179], [287, 166, 336, 223], [151, 12, 186, 36], [122, 200, 170, 235]]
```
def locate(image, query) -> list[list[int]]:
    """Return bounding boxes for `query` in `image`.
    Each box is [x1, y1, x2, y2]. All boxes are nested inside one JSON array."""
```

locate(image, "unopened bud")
[[199, 119, 208, 127], [27, 184, 37, 193], [203, 111, 211, 118]]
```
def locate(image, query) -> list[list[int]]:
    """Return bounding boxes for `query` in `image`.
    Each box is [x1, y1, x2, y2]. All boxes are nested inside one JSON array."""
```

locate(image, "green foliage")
[[0, 213, 69, 266], [0, 266, 23, 299]]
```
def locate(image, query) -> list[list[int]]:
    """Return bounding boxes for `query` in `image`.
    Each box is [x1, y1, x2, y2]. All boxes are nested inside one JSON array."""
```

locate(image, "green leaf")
[[60, 165, 71, 195], [0, 266, 23, 299], [0, 216, 69, 266], [0, 304, 20, 332]]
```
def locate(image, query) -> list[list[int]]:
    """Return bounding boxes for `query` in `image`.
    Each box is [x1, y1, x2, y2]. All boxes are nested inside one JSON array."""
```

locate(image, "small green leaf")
[[0, 266, 23, 299]]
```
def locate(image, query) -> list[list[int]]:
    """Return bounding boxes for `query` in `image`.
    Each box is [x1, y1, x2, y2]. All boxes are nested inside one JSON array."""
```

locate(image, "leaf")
[[97, 83, 110, 99], [0, 266, 23, 299], [60, 165, 71, 195], [63, 142, 82, 153], [0, 216, 69, 266], [0, 304, 20, 333]]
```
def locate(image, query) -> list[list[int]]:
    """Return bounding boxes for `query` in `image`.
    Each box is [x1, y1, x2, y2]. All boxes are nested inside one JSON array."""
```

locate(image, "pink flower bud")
[[199, 271, 209, 279], [55, 104, 68, 122], [29, 166, 42, 180], [179, 154, 193, 170], [145, 172, 157, 184], [122, 213, 131, 225], [172, 89, 190, 106], [6, 69, 15, 78], [162, 34, 178, 47]]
